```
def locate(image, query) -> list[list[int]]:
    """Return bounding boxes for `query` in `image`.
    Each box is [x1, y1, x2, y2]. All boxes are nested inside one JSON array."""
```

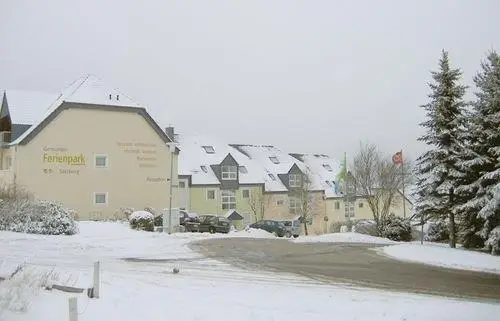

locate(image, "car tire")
[[293, 235, 299, 238], [209, 227, 216, 234]]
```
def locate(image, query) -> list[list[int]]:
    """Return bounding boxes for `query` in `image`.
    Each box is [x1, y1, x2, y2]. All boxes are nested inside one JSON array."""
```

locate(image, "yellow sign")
[[43, 153, 86, 166]]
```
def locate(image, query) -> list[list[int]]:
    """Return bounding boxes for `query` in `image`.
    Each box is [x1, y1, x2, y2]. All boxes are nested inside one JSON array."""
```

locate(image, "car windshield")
[[199, 215, 214, 223]]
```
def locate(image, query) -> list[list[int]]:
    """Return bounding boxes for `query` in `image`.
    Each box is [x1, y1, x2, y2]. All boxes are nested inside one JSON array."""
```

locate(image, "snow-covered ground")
[[0, 222, 499, 321], [292, 232, 397, 244], [379, 243, 500, 275]]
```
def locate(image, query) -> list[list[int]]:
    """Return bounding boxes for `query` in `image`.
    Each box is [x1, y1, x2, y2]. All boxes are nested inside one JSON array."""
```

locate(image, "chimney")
[[165, 126, 175, 140]]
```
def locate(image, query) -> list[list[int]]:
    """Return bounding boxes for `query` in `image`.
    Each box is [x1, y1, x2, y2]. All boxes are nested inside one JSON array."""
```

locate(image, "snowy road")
[[191, 237, 500, 302]]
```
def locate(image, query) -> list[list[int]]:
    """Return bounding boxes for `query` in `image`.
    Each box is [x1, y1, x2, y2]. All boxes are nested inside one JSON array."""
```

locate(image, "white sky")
[[1, 0, 499, 162]]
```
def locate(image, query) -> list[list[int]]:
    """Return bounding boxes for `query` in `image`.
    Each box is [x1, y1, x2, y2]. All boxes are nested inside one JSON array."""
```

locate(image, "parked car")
[[198, 215, 231, 234], [281, 219, 301, 238], [180, 210, 200, 232], [248, 220, 286, 237]]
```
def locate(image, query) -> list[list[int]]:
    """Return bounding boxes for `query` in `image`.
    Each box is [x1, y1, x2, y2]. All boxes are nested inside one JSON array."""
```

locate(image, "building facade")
[[0, 75, 179, 220]]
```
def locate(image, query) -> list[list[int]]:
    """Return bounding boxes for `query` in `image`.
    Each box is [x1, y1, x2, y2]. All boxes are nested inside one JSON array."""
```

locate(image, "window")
[[221, 190, 236, 210], [221, 165, 237, 180], [239, 166, 248, 174], [178, 181, 186, 188], [2, 156, 11, 170], [242, 189, 250, 198], [358, 202, 364, 208], [277, 199, 284, 205], [95, 155, 108, 168], [269, 156, 280, 164], [207, 190, 216, 200], [94, 192, 107, 205], [322, 164, 332, 171], [289, 197, 300, 214], [200, 166, 208, 173], [289, 174, 302, 187], [268, 173, 276, 181], [202, 146, 215, 154], [335, 201, 340, 210]]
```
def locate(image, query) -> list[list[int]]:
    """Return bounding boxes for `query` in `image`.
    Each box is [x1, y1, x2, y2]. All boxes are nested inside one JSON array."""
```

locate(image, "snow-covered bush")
[[425, 220, 449, 242], [0, 265, 58, 315], [484, 227, 500, 256], [381, 214, 412, 242], [129, 211, 154, 232], [0, 200, 78, 235], [352, 219, 378, 236]]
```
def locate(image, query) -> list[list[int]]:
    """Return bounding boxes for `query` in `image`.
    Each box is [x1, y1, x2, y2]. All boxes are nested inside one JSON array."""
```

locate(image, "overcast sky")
[[1, 0, 499, 162]]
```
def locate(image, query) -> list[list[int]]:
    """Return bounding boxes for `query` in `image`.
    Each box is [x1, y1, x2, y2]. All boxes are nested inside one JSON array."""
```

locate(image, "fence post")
[[69, 296, 78, 321], [93, 261, 100, 299]]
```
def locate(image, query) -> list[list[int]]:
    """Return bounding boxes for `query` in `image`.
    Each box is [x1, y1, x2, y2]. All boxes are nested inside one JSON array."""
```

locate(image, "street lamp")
[[166, 141, 176, 234]]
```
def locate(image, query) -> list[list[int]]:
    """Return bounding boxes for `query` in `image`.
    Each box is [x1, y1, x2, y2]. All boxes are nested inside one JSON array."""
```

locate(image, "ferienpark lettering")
[[43, 153, 86, 165]]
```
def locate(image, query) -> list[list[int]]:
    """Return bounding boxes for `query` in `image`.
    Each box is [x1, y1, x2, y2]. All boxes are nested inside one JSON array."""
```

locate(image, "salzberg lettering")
[[43, 153, 86, 165]]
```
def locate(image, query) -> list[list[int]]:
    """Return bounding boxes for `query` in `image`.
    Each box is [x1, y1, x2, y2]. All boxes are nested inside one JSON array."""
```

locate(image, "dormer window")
[[200, 166, 208, 173], [269, 156, 279, 164], [289, 174, 302, 187], [323, 164, 332, 171], [239, 166, 248, 174], [268, 173, 276, 181], [221, 165, 237, 180], [202, 146, 215, 154]]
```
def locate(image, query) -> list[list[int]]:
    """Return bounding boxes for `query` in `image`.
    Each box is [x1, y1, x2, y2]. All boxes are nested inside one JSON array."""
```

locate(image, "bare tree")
[[247, 188, 266, 222], [290, 170, 318, 236], [352, 142, 413, 236]]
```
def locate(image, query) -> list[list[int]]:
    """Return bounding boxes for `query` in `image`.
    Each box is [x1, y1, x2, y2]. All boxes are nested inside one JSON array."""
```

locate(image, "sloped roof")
[[176, 134, 265, 185], [1, 89, 59, 125], [5, 74, 172, 146], [291, 153, 343, 198], [231, 144, 324, 192]]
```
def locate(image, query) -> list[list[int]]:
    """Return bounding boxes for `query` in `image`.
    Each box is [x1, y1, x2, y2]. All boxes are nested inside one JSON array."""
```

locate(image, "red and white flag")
[[392, 151, 403, 165]]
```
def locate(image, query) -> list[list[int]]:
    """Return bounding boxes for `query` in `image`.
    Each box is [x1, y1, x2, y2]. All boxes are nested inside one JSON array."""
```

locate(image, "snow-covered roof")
[[176, 134, 265, 185], [231, 145, 324, 192], [7, 74, 145, 145], [291, 153, 343, 198], [2, 89, 59, 125]]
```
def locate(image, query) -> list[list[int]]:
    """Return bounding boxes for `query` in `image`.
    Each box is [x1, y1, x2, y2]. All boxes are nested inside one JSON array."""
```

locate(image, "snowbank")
[[2, 222, 500, 321], [293, 232, 398, 244], [230, 228, 278, 239], [379, 243, 500, 274]]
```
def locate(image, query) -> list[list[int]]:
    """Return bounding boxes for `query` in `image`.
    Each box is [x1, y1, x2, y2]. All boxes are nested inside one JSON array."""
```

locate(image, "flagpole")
[[401, 149, 406, 219]]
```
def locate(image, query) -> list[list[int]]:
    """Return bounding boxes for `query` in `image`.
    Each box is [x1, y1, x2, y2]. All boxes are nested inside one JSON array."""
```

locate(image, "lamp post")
[[167, 142, 176, 234]]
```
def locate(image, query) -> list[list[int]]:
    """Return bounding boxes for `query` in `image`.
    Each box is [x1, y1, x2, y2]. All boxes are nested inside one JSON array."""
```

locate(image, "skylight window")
[[239, 166, 248, 174], [323, 164, 332, 171], [269, 156, 279, 164], [202, 146, 215, 154], [200, 166, 208, 173], [268, 173, 276, 181]]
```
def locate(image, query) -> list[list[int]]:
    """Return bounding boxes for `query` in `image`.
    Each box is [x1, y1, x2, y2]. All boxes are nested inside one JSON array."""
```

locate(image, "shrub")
[[0, 200, 78, 235], [485, 227, 500, 256], [381, 214, 412, 242], [352, 219, 378, 236], [425, 220, 449, 242], [129, 211, 154, 232]]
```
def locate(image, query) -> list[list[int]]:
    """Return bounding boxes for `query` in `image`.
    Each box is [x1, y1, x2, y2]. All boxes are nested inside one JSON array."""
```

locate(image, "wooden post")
[[69, 296, 78, 321], [93, 261, 100, 299]]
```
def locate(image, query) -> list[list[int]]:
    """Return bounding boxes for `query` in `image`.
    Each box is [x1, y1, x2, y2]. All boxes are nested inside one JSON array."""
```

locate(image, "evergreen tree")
[[414, 50, 467, 248], [458, 51, 500, 253]]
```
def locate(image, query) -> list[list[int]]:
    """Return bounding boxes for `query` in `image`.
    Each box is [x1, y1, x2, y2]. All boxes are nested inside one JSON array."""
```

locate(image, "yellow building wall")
[[263, 191, 326, 236], [13, 107, 177, 220], [325, 193, 414, 228], [187, 185, 263, 227], [0, 147, 15, 187]]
